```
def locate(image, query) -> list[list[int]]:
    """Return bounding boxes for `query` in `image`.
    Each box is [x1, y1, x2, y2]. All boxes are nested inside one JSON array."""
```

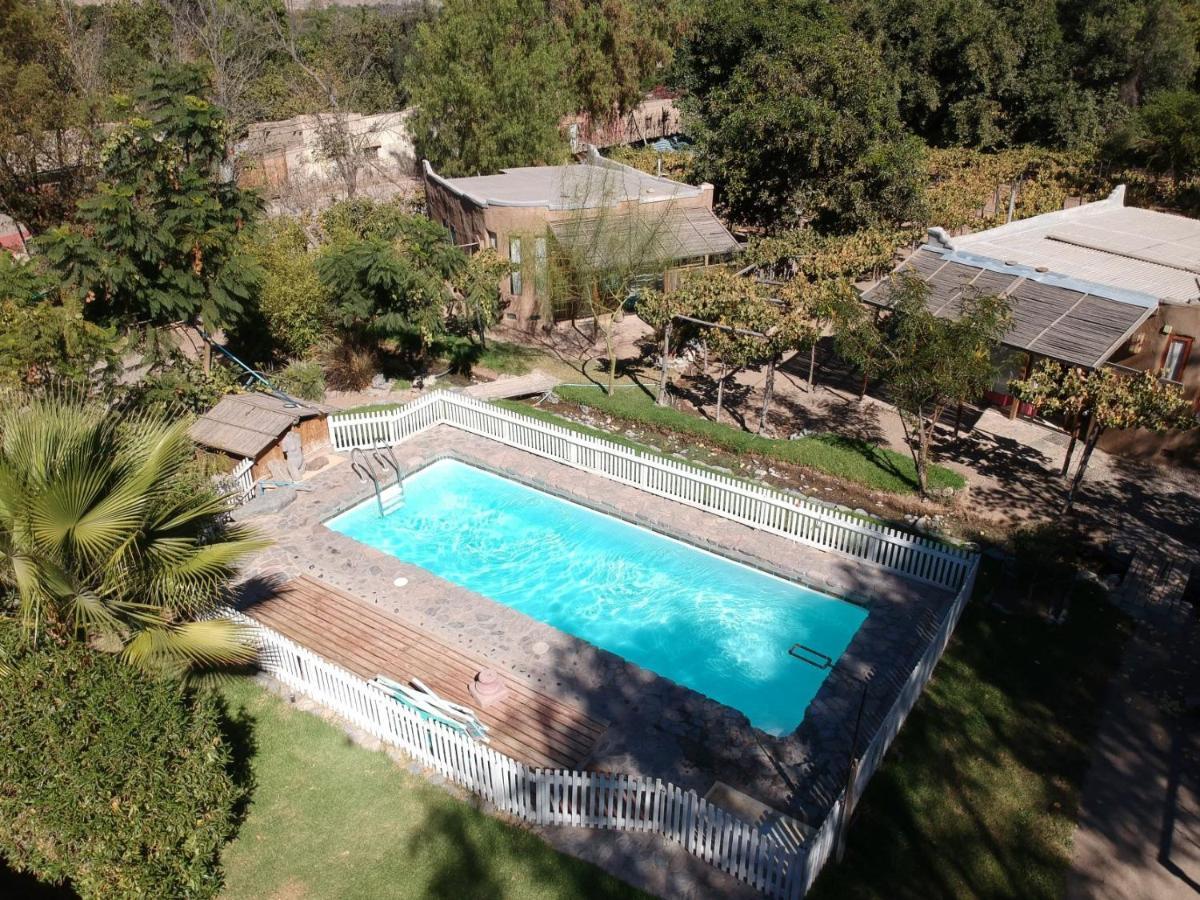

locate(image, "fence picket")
[[329, 392, 971, 589]]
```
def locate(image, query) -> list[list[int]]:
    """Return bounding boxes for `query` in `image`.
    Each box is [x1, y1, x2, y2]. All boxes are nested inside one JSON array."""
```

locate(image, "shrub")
[[273, 359, 326, 401], [320, 336, 379, 391], [246, 218, 330, 358], [0, 626, 245, 898]]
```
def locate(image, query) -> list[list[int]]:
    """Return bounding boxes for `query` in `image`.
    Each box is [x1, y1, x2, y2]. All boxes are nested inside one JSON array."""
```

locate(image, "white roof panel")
[[943, 187, 1200, 303]]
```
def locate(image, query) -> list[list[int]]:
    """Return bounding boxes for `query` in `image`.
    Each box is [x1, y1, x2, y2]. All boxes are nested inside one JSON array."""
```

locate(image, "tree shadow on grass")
[[405, 800, 645, 900]]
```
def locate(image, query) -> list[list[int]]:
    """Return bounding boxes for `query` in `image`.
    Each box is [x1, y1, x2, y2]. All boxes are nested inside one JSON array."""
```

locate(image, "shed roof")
[[861, 247, 1157, 369], [189, 393, 331, 459], [549, 205, 740, 267], [937, 186, 1200, 304]]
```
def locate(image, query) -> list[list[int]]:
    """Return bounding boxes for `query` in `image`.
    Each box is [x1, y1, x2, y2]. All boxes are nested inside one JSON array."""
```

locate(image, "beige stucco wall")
[[425, 174, 718, 329]]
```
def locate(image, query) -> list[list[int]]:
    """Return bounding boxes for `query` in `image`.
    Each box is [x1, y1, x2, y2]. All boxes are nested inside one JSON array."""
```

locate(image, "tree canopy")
[[37, 65, 262, 330]]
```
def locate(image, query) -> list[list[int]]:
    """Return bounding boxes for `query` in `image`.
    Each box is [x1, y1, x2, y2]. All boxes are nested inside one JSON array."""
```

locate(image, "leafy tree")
[[37, 65, 262, 331], [408, 0, 572, 176], [0, 0, 100, 233], [1106, 89, 1200, 181], [0, 254, 119, 391], [547, 167, 678, 395], [0, 394, 264, 674], [838, 275, 1011, 495], [678, 12, 925, 229], [0, 627, 244, 899], [245, 217, 329, 358], [316, 212, 465, 351], [450, 248, 510, 347], [1011, 360, 1197, 510]]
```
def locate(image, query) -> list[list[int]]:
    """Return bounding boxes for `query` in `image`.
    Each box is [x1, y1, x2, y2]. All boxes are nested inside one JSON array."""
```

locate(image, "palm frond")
[[121, 617, 258, 673]]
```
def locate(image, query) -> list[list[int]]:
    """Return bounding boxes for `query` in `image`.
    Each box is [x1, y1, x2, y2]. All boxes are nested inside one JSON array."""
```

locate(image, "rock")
[[232, 487, 297, 519], [936, 485, 957, 498], [853, 508, 868, 516], [370, 373, 389, 390]]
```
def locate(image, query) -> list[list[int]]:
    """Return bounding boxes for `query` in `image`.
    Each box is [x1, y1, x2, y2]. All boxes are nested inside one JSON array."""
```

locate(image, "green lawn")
[[538, 385, 966, 495], [218, 678, 646, 900], [810, 573, 1130, 900]]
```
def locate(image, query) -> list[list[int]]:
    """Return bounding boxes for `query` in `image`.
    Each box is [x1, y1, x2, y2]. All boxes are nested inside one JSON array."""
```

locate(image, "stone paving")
[[236, 425, 958, 830]]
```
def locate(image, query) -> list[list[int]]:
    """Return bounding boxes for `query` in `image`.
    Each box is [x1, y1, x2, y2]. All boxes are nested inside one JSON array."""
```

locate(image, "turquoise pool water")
[[326, 459, 867, 735]]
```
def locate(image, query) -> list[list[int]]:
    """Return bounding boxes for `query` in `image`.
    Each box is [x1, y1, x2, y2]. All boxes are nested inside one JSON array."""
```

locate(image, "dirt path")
[[1067, 610, 1200, 900]]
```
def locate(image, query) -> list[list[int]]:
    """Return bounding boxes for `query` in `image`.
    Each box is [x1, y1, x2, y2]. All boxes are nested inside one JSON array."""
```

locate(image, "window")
[[487, 231, 498, 250], [534, 236, 547, 296], [509, 237, 522, 295], [1161, 335, 1193, 382]]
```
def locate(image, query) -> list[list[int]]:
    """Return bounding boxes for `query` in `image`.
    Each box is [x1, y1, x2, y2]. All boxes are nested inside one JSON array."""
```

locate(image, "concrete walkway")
[[1067, 611, 1200, 900]]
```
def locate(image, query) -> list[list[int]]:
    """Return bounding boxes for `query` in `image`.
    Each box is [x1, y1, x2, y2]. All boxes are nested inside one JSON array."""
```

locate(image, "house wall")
[[424, 175, 719, 329], [1100, 303, 1200, 462]]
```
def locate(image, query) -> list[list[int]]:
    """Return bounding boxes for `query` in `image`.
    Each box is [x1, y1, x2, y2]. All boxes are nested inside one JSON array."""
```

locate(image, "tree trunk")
[[715, 362, 726, 422], [859, 371, 868, 401], [657, 320, 673, 406], [1061, 410, 1086, 477], [916, 417, 931, 496], [604, 319, 617, 396], [758, 354, 777, 432], [1063, 427, 1104, 513], [808, 342, 817, 393]]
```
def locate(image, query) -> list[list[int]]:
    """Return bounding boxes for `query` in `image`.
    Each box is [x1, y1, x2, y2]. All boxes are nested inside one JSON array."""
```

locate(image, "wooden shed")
[[189, 393, 334, 482]]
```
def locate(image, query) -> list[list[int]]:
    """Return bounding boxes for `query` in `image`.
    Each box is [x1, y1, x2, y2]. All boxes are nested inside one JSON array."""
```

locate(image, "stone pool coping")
[[237, 425, 958, 826]]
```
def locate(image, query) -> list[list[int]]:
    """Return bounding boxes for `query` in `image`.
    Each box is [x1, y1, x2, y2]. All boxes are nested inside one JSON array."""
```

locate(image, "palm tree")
[[0, 394, 266, 674]]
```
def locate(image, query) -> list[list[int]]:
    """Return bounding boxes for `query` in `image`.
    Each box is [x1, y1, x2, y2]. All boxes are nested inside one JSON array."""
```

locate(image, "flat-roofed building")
[[423, 148, 740, 328]]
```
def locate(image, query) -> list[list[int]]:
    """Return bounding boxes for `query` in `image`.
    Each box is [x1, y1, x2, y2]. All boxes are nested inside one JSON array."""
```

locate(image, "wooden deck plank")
[[258, 599, 600, 759], [243, 576, 607, 768], [280, 577, 607, 734], [262, 579, 606, 739]]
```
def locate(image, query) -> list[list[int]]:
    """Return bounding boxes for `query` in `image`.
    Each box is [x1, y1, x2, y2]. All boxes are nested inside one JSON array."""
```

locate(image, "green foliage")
[[245, 219, 329, 358], [551, 385, 966, 494], [0, 629, 244, 898], [0, 253, 119, 390], [678, 9, 926, 229], [839, 276, 1011, 494], [0, 394, 264, 674], [1106, 89, 1200, 180], [605, 145, 696, 182], [317, 200, 470, 349], [408, 0, 573, 176], [273, 359, 326, 402], [449, 248, 509, 343], [36, 65, 262, 330], [1011, 359, 1196, 508], [127, 354, 242, 416], [0, 0, 99, 232]]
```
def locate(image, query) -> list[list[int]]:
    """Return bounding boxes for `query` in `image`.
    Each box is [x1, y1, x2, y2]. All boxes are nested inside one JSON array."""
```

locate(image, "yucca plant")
[[0, 394, 266, 675]]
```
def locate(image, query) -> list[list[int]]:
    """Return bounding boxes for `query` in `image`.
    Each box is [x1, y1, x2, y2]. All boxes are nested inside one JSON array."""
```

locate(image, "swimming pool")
[[326, 459, 867, 735]]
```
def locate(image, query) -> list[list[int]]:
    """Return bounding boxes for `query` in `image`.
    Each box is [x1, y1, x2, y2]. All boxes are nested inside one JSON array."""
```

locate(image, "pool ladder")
[[350, 445, 405, 517]]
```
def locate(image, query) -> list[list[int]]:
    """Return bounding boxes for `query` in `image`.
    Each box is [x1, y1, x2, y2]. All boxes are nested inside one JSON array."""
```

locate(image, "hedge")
[[0, 626, 245, 898]]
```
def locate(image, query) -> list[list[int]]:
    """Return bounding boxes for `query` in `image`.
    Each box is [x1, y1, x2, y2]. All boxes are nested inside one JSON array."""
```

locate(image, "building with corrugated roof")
[[423, 148, 740, 329], [863, 186, 1200, 458]]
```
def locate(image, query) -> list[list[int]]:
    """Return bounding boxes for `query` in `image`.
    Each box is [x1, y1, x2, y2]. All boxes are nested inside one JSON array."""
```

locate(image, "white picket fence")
[[328, 391, 973, 590], [788, 551, 982, 894], [230, 550, 979, 897], [230, 457, 256, 502], [234, 610, 805, 897]]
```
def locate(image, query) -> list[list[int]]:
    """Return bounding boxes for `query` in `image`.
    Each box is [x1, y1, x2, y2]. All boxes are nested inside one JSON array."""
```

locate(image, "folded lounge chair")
[[369, 675, 489, 742]]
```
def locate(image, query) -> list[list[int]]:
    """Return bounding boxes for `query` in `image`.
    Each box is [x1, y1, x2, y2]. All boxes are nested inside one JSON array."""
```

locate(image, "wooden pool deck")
[[242, 576, 608, 769]]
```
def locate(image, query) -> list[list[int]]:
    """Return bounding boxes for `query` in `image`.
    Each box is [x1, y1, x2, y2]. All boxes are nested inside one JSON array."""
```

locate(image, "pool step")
[[379, 482, 405, 515]]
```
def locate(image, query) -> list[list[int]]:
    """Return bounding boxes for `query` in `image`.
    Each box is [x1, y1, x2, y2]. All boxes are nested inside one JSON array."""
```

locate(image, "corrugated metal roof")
[[861, 247, 1156, 369], [188, 393, 329, 458], [549, 205, 739, 267], [942, 186, 1200, 303]]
